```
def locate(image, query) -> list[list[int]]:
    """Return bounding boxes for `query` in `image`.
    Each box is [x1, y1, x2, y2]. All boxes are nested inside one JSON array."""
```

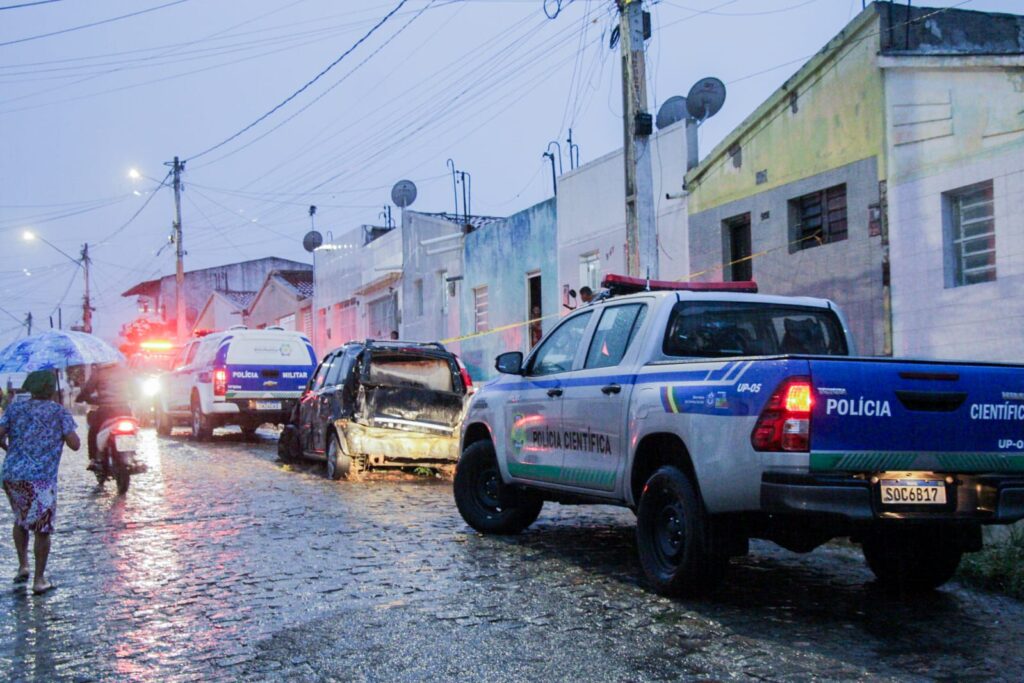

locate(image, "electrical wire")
[[190, 0, 438, 170], [0, 0, 64, 10], [0, 0, 192, 48], [185, 0, 411, 162], [92, 172, 172, 247]]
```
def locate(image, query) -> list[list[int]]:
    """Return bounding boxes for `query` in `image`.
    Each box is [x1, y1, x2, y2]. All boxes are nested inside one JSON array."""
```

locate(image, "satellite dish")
[[686, 77, 726, 122], [656, 95, 688, 130], [391, 179, 417, 208], [302, 230, 323, 253]]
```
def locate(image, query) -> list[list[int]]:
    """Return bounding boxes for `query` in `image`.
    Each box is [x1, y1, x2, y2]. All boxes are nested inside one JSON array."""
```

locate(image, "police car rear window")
[[225, 337, 310, 366], [663, 301, 848, 358]]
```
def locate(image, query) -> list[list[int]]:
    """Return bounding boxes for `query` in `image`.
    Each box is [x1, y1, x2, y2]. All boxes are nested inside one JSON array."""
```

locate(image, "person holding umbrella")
[[0, 370, 80, 594]]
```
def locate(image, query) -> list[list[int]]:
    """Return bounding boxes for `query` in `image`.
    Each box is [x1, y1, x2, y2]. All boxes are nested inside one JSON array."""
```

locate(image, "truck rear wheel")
[[636, 466, 723, 597], [862, 528, 962, 592], [454, 441, 542, 534]]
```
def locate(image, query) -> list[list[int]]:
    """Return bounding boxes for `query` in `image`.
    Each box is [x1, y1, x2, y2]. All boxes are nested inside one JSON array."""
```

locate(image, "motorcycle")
[[94, 417, 147, 494]]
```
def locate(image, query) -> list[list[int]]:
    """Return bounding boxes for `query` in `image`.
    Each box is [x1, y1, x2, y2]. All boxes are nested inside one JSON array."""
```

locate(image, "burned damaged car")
[[278, 340, 473, 479]]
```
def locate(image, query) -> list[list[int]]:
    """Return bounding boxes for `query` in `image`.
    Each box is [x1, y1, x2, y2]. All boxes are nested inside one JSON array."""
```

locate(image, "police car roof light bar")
[[600, 273, 758, 295]]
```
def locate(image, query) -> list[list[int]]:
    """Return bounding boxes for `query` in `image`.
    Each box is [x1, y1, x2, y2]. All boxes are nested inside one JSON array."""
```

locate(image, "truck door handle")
[[547, 388, 563, 398], [601, 384, 622, 395]]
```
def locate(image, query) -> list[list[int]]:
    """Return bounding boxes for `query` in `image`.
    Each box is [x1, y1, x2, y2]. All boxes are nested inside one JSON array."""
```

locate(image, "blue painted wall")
[[456, 199, 558, 382]]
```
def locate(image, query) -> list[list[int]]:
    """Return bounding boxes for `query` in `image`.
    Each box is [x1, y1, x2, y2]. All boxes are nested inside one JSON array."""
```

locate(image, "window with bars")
[[473, 286, 489, 333], [790, 184, 847, 250], [946, 181, 996, 287]]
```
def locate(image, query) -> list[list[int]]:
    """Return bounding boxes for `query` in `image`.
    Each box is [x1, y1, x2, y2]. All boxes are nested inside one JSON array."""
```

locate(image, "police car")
[[454, 274, 1024, 596], [155, 327, 316, 440]]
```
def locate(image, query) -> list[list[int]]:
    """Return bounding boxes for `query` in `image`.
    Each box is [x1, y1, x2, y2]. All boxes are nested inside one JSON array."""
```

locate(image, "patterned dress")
[[1, 399, 77, 533]]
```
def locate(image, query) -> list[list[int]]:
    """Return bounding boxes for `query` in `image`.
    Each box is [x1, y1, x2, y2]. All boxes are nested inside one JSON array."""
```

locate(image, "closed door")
[[299, 355, 332, 453], [559, 303, 647, 493], [503, 311, 593, 485]]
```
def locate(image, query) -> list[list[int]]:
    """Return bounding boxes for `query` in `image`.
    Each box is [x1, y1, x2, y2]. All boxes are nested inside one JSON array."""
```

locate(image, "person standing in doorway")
[[0, 370, 80, 595]]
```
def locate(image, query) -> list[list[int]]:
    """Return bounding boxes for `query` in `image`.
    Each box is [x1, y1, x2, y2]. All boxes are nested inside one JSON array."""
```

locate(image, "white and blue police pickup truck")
[[453, 274, 1024, 596]]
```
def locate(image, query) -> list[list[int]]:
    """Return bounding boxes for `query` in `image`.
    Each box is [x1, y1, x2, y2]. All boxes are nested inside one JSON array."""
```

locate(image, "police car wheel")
[[862, 528, 962, 592], [454, 441, 542, 535], [636, 466, 721, 597], [191, 402, 212, 442]]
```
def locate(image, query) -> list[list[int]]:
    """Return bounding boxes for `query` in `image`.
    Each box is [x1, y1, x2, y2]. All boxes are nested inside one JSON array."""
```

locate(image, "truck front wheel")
[[862, 527, 962, 592], [454, 441, 542, 534], [636, 466, 723, 597]]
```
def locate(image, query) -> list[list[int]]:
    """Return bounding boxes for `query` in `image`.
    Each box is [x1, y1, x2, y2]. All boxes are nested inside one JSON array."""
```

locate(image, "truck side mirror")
[[495, 351, 524, 375]]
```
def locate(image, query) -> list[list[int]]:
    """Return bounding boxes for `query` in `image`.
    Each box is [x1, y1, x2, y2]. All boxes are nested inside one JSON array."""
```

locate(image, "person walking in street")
[[0, 370, 80, 595]]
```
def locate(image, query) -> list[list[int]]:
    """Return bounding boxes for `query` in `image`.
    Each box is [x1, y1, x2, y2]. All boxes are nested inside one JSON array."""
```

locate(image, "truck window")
[[663, 301, 848, 358], [585, 304, 647, 369], [528, 311, 593, 376]]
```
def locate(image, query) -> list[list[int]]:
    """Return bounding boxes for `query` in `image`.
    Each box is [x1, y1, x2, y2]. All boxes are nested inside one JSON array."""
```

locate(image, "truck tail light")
[[213, 368, 228, 397], [751, 377, 813, 452]]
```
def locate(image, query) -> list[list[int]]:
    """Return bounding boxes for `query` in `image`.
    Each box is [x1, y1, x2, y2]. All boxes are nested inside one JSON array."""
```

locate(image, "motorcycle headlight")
[[141, 376, 161, 398]]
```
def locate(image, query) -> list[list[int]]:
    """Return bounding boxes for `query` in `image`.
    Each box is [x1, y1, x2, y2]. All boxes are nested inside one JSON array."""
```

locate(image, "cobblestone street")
[[2, 427, 1024, 681]]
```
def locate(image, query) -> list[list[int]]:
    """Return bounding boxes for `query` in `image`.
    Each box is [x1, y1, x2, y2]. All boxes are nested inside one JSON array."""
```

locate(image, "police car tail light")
[[213, 368, 228, 396], [751, 377, 813, 452]]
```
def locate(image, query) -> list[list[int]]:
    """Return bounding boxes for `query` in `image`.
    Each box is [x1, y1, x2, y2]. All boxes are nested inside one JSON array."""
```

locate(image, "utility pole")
[[80, 243, 93, 334], [618, 0, 657, 278], [25, 312, 32, 336], [166, 156, 187, 341]]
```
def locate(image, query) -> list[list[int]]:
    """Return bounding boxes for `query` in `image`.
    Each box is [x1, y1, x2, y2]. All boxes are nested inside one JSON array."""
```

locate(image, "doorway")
[[527, 271, 542, 348], [724, 213, 752, 282]]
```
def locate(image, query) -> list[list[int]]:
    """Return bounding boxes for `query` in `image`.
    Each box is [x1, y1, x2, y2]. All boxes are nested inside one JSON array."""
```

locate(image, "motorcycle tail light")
[[113, 419, 137, 434]]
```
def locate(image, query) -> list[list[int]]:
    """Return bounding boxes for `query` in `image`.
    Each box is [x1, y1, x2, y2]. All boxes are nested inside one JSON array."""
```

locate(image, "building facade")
[[456, 199, 558, 381], [122, 257, 310, 338], [882, 5, 1024, 361], [557, 120, 690, 303], [246, 270, 314, 334]]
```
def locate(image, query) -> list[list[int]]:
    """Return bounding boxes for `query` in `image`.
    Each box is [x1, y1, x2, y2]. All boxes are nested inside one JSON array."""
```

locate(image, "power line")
[[93, 172, 172, 246], [186, 0, 411, 162], [190, 0, 438, 170], [0, 0, 191, 48], [0, 0, 64, 10]]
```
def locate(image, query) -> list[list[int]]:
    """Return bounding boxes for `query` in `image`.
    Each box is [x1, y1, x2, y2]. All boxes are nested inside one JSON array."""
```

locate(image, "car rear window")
[[225, 336, 311, 366], [367, 354, 454, 392], [663, 301, 848, 358]]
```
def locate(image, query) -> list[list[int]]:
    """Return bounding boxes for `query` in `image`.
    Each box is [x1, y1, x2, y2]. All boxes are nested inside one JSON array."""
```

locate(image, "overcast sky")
[[1, 0, 1019, 344]]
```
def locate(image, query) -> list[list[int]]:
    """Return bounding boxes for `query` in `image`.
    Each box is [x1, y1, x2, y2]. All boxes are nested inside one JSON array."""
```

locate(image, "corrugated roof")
[[275, 270, 313, 299], [421, 212, 505, 230], [220, 290, 256, 309]]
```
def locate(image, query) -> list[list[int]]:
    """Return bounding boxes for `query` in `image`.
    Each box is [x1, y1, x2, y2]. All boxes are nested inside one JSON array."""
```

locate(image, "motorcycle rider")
[[75, 362, 134, 471]]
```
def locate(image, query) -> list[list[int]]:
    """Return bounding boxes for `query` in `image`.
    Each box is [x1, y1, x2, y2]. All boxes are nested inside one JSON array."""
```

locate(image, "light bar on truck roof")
[[600, 273, 758, 296], [139, 339, 175, 351]]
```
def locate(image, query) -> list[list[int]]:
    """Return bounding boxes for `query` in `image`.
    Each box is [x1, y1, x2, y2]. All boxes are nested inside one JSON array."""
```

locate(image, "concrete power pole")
[[167, 156, 187, 341], [81, 243, 93, 334], [25, 312, 32, 336], [618, 0, 657, 278]]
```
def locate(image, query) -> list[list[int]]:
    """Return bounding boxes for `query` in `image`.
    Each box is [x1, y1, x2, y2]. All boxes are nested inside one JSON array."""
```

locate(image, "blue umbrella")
[[0, 330, 123, 373]]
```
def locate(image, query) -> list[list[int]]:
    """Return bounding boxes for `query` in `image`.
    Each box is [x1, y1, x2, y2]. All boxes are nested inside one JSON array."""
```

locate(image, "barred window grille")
[[948, 182, 996, 287], [792, 184, 847, 250]]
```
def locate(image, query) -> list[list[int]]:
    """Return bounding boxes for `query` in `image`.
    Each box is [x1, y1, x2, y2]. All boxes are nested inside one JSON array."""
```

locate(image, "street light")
[[128, 168, 141, 180], [22, 229, 80, 266]]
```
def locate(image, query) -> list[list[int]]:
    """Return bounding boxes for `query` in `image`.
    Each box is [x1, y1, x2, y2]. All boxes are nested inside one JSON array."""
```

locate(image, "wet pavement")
[[1, 426, 1024, 681]]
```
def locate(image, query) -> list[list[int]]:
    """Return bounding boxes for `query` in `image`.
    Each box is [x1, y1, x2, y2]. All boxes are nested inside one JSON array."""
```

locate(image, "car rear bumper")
[[761, 471, 1024, 523], [209, 398, 297, 424], [338, 420, 459, 466]]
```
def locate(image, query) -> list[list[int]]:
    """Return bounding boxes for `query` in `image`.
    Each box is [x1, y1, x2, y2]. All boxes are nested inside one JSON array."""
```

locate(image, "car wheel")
[[635, 465, 723, 597], [862, 527, 962, 592], [325, 432, 352, 481], [155, 405, 171, 437], [453, 441, 543, 534], [191, 401, 212, 442], [277, 424, 301, 462]]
